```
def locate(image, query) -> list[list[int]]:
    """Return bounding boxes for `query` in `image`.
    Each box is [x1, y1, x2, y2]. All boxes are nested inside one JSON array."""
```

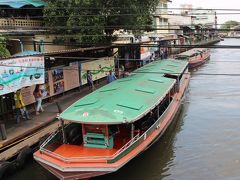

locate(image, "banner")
[[80, 57, 115, 85], [0, 56, 44, 95]]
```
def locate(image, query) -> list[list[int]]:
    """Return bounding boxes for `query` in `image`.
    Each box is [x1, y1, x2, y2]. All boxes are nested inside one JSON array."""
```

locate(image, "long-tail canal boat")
[[175, 48, 210, 69], [34, 59, 190, 180]]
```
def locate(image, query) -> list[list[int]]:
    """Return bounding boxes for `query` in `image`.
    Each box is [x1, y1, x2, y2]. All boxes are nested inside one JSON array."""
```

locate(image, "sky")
[[169, 0, 240, 24]]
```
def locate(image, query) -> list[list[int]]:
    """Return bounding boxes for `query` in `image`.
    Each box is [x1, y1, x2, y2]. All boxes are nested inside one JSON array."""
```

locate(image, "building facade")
[[152, 0, 172, 36]]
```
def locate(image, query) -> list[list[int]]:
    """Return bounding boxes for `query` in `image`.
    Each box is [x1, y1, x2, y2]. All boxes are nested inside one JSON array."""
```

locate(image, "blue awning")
[[0, 0, 46, 8]]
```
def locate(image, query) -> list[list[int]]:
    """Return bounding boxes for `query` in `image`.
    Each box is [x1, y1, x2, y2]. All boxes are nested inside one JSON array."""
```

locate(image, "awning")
[[13, 50, 42, 57], [0, 0, 46, 8]]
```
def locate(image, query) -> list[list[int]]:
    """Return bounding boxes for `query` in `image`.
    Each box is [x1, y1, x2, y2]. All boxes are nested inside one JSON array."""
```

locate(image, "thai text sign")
[[0, 56, 44, 95]]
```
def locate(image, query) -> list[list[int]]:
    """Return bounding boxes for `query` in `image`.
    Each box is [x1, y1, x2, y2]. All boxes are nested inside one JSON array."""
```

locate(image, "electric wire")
[[1, 7, 240, 11]]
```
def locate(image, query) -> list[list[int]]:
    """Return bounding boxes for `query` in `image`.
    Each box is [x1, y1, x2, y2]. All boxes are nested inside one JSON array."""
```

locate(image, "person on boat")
[[107, 70, 117, 83], [15, 89, 30, 123], [87, 70, 95, 91], [33, 84, 44, 115], [164, 48, 168, 59]]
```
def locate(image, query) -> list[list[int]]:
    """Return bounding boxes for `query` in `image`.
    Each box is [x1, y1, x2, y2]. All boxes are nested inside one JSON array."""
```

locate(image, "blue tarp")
[[13, 50, 42, 57], [0, 0, 46, 8]]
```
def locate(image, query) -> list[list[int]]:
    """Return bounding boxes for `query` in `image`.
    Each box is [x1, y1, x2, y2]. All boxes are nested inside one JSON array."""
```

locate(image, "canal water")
[[5, 38, 240, 180]]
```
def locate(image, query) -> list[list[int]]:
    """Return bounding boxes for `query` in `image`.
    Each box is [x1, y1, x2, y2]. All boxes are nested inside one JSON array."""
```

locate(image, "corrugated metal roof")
[[60, 59, 188, 124], [0, 0, 45, 8]]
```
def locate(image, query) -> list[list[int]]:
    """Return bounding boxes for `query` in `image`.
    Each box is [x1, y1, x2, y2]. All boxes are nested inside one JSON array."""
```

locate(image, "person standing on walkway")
[[87, 70, 95, 91], [15, 89, 30, 123], [160, 48, 164, 60], [164, 48, 168, 59], [107, 70, 117, 83], [121, 65, 125, 78], [33, 84, 43, 115]]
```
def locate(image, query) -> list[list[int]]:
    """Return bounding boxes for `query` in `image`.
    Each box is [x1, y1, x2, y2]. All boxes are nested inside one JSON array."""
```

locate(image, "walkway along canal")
[[3, 38, 240, 180]]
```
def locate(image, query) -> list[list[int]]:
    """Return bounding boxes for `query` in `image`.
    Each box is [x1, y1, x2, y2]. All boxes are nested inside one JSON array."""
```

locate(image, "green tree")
[[220, 20, 239, 30], [0, 35, 10, 58], [43, 0, 159, 45]]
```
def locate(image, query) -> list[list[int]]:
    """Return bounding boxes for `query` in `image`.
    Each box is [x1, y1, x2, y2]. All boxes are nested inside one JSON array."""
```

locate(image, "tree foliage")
[[0, 35, 10, 58], [220, 20, 239, 30], [43, 0, 159, 45]]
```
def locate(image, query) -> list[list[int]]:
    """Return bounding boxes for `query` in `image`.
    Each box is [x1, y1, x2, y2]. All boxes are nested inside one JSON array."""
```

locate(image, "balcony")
[[0, 18, 43, 29]]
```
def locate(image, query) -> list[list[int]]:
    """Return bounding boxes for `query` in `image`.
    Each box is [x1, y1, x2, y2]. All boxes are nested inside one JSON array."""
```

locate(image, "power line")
[[1, 7, 240, 11], [0, 23, 230, 28], [1, 41, 236, 48], [0, 12, 232, 21], [0, 26, 222, 30], [0, 12, 224, 19]]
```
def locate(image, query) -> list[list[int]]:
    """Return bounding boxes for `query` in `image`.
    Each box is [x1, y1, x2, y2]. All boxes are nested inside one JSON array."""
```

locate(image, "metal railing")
[[40, 132, 141, 163]]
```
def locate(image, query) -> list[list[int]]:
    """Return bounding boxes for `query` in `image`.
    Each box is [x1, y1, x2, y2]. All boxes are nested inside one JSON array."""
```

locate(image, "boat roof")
[[60, 60, 188, 124], [177, 48, 206, 57], [135, 58, 188, 76]]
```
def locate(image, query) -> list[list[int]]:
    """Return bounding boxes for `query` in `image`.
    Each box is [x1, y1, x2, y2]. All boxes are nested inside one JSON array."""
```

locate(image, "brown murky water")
[[5, 39, 240, 180]]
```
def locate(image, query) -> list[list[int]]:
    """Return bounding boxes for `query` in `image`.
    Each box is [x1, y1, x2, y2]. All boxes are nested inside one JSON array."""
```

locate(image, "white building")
[[189, 9, 217, 28], [180, 5, 217, 28], [152, 0, 172, 36], [168, 15, 192, 35]]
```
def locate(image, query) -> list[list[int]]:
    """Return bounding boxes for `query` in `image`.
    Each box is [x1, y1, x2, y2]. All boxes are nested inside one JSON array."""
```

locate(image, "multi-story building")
[[168, 15, 192, 35], [189, 9, 217, 28], [180, 4, 217, 28], [152, 0, 172, 36], [0, 0, 76, 55]]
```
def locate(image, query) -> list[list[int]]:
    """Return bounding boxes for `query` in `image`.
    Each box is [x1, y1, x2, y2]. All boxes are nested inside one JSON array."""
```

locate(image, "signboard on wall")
[[52, 67, 65, 95], [80, 57, 115, 85], [64, 62, 80, 91], [140, 45, 151, 60], [0, 56, 44, 95]]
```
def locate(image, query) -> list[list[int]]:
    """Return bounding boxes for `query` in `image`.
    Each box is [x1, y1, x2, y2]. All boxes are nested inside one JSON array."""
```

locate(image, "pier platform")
[[0, 82, 106, 160]]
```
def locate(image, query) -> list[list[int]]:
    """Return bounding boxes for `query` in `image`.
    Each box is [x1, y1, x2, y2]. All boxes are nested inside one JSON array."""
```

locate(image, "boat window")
[[158, 95, 173, 118], [65, 123, 83, 145], [134, 106, 159, 134]]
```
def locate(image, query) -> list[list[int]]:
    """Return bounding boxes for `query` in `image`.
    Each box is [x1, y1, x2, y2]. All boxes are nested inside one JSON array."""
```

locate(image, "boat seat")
[[84, 133, 114, 149]]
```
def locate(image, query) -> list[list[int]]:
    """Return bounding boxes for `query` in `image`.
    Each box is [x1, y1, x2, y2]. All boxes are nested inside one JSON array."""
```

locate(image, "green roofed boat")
[[34, 59, 190, 180]]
